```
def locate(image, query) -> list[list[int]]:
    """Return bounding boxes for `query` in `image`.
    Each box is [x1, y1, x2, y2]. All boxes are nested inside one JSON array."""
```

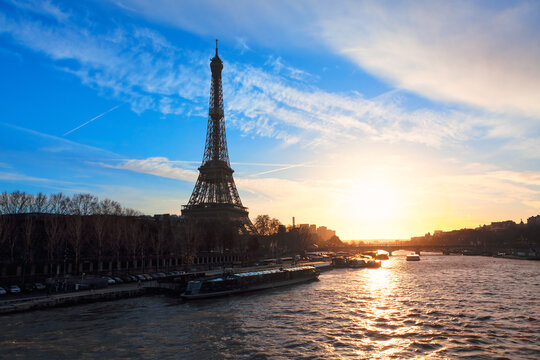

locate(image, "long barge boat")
[[181, 266, 319, 300]]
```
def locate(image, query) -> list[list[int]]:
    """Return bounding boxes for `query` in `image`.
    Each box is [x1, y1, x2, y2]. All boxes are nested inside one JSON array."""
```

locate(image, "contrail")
[[63, 104, 121, 136], [249, 163, 309, 177]]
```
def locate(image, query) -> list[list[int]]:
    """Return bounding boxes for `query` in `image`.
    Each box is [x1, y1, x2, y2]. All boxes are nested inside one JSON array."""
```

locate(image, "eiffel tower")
[[181, 41, 256, 236]]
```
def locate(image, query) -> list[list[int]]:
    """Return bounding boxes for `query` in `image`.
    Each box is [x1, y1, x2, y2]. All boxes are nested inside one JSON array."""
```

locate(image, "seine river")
[[2, 255, 539, 359]]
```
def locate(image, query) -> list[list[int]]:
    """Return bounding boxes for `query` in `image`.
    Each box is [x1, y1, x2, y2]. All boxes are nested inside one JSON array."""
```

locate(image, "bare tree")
[[0, 192, 9, 213], [0, 190, 149, 276], [44, 213, 63, 274], [30, 193, 49, 213], [4, 216, 17, 261], [8, 191, 29, 214], [254, 214, 281, 236], [93, 214, 107, 268], [123, 207, 142, 217], [48, 193, 69, 215], [126, 218, 141, 269], [69, 193, 98, 216], [269, 218, 282, 235], [254, 215, 271, 236], [100, 199, 122, 215], [22, 213, 35, 282], [67, 215, 83, 274], [180, 218, 199, 268]]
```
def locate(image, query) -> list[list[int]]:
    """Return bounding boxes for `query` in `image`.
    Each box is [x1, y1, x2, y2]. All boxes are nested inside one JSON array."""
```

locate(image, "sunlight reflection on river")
[[1, 255, 539, 359]]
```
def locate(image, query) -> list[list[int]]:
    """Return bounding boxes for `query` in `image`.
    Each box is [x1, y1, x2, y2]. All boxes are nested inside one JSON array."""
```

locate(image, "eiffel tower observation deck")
[[181, 41, 256, 235]]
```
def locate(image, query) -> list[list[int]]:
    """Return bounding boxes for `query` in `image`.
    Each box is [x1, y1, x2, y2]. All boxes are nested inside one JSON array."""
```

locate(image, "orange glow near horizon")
[[247, 147, 538, 241]]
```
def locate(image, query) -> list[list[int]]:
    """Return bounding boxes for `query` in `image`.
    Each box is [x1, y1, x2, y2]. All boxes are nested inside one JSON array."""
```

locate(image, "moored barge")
[[181, 266, 319, 300]]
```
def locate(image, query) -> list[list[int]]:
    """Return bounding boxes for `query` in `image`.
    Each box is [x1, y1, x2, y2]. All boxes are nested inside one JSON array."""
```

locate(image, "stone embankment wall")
[[0, 284, 146, 315]]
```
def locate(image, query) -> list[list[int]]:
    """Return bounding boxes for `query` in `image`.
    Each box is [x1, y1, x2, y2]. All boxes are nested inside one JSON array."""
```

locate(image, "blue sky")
[[1, 0, 539, 239]]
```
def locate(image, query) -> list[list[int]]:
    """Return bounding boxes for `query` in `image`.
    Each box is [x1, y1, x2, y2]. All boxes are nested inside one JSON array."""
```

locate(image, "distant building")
[[316, 226, 336, 241], [528, 215, 540, 225], [154, 213, 180, 221], [488, 220, 516, 231], [284, 223, 337, 241]]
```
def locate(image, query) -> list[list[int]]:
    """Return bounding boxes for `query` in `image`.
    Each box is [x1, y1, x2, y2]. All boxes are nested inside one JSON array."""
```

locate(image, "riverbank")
[[0, 262, 333, 315], [2, 256, 538, 359], [0, 283, 148, 315]]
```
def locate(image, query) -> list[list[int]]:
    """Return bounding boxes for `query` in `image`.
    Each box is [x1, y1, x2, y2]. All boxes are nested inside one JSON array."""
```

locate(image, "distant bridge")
[[348, 244, 476, 256]]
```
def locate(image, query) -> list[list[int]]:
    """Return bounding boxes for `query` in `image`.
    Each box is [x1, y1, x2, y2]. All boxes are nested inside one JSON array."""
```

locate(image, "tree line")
[[0, 191, 349, 281], [408, 221, 540, 252], [0, 191, 200, 277], [252, 214, 344, 255], [0, 191, 142, 216]]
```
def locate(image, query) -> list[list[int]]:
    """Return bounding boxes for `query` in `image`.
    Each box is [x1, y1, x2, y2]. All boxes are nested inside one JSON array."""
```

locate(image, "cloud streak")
[[96, 157, 198, 183], [2, 0, 528, 152], [118, 0, 540, 118]]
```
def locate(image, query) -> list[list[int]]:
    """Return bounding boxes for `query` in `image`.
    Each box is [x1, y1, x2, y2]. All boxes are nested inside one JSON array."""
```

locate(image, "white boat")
[[406, 254, 420, 261], [182, 266, 319, 300]]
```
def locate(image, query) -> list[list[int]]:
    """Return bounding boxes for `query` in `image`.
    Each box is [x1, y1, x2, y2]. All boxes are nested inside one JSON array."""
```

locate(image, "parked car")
[[168, 271, 185, 276], [9, 285, 21, 293], [142, 274, 152, 280], [0, 287, 6, 295], [34, 283, 46, 290], [136, 274, 146, 281], [104, 277, 115, 285], [113, 277, 124, 284], [157, 272, 167, 278], [129, 275, 138, 282], [150, 273, 160, 279], [23, 283, 35, 292]]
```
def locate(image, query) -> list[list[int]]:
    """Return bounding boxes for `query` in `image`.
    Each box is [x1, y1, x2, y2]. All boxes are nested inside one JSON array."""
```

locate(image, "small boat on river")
[[181, 266, 319, 300], [406, 254, 420, 261], [348, 257, 382, 268], [332, 256, 381, 269]]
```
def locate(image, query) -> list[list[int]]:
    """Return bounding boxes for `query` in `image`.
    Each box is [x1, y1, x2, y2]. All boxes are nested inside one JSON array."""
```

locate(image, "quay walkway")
[[0, 282, 152, 315]]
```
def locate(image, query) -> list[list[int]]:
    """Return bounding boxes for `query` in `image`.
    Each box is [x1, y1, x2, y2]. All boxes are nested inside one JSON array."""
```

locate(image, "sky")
[[0, 0, 539, 240]]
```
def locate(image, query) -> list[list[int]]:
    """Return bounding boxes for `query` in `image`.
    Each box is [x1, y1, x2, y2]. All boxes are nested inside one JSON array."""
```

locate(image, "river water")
[[2, 255, 539, 359]]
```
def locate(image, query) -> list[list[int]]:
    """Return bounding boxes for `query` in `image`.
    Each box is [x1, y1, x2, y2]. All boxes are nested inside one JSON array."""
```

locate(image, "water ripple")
[[2, 256, 539, 359]]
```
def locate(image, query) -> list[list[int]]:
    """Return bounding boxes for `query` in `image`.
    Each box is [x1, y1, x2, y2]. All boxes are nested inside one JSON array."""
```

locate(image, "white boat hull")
[[181, 275, 318, 300]]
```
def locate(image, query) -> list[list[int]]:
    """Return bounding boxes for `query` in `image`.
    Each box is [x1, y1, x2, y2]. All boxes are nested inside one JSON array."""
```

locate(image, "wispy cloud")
[[1, 0, 520, 151], [7, 0, 71, 22], [265, 56, 314, 81], [0, 2, 210, 115], [96, 157, 198, 182], [0, 122, 119, 157], [0, 171, 52, 183], [117, 0, 540, 119], [489, 170, 540, 187], [318, 1, 540, 117]]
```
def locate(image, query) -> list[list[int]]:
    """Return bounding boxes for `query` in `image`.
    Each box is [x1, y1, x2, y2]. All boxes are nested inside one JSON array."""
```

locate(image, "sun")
[[345, 179, 401, 222]]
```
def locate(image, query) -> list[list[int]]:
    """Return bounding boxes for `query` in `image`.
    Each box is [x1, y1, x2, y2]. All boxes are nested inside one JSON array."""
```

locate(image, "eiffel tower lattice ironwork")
[[182, 41, 256, 234]]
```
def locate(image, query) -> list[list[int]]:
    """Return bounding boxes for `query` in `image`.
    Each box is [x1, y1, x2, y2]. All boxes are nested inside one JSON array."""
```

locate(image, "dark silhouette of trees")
[[0, 191, 150, 276], [254, 215, 281, 236]]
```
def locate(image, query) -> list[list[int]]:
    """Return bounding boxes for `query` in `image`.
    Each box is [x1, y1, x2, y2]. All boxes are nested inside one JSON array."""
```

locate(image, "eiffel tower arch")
[[181, 41, 257, 253]]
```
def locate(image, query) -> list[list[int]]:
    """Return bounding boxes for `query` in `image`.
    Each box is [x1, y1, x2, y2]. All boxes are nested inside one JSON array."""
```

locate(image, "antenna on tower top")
[[215, 39, 218, 56]]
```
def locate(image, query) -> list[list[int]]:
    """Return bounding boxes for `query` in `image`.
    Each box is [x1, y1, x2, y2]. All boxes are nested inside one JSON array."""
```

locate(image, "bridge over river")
[[349, 244, 479, 256]]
